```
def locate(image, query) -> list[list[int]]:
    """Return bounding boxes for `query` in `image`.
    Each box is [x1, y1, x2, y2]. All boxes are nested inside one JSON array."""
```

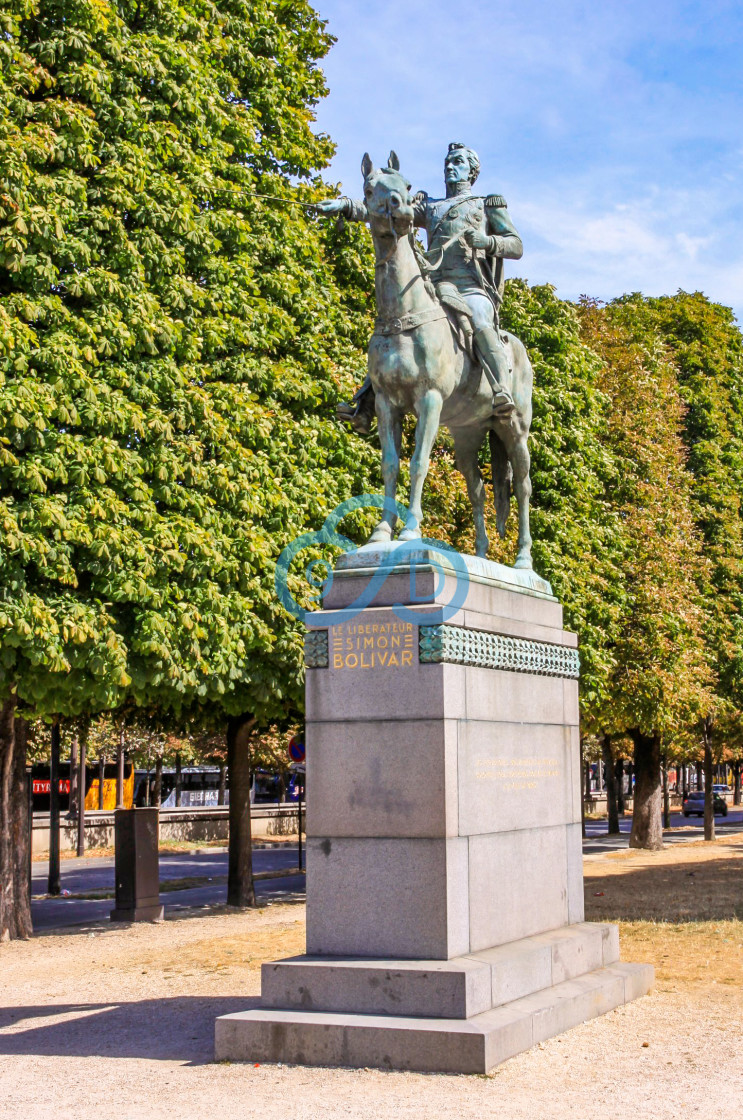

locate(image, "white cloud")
[[312, 0, 743, 322]]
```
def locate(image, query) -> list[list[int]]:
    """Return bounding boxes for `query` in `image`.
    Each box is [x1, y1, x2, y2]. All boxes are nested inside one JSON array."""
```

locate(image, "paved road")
[[32, 847, 304, 931], [583, 805, 743, 854], [31, 804, 743, 929]]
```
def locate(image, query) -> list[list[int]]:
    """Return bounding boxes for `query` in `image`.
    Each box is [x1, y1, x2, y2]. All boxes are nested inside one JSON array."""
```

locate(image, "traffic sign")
[[288, 733, 305, 764]]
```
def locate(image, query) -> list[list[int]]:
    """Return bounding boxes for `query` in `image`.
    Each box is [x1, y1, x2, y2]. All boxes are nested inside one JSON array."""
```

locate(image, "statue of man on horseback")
[[316, 146, 536, 570], [319, 142, 524, 429]]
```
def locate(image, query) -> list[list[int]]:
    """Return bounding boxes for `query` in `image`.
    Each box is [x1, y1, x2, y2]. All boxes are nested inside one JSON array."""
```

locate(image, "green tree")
[[579, 300, 712, 848], [0, 0, 377, 935], [612, 293, 743, 840]]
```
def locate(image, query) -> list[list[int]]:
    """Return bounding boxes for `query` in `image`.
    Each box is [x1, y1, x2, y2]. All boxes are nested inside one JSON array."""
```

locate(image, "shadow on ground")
[[32, 893, 306, 939], [584, 842, 743, 923], [0, 996, 258, 1064]]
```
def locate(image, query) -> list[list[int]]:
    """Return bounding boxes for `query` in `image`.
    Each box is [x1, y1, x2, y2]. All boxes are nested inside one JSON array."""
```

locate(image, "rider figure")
[[319, 142, 523, 430]]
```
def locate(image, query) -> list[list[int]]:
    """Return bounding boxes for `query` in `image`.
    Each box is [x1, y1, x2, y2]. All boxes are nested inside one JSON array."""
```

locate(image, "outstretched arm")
[[316, 197, 366, 221]]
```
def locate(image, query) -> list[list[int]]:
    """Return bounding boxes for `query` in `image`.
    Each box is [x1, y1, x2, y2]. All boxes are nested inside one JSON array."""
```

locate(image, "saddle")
[[335, 274, 509, 434], [434, 280, 477, 362]]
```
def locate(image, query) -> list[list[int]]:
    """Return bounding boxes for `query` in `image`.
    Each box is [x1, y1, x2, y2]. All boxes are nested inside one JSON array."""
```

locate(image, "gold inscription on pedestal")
[[475, 757, 560, 791], [331, 621, 415, 670]]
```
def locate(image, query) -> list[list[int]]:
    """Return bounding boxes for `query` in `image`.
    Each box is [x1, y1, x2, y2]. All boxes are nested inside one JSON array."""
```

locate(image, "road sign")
[[288, 734, 305, 764]]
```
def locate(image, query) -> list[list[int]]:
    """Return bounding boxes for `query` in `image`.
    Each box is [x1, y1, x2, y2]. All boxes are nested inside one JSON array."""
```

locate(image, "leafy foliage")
[[612, 294, 743, 722], [0, 0, 377, 725], [579, 299, 712, 739]]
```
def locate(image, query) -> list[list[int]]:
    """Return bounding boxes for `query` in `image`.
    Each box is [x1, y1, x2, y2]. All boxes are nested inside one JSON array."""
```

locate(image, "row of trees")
[[428, 284, 743, 850], [3, 0, 743, 939], [0, 0, 377, 939]]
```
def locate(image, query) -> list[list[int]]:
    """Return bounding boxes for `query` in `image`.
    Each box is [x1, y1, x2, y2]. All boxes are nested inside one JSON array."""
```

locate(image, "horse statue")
[[344, 152, 535, 569]]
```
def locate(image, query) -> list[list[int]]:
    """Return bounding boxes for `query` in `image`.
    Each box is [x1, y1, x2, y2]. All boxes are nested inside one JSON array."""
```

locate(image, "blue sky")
[[312, 0, 743, 322]]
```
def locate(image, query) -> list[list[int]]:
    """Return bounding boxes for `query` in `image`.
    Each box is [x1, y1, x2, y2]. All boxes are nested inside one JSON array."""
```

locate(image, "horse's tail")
[[489, 430, 512, 539]]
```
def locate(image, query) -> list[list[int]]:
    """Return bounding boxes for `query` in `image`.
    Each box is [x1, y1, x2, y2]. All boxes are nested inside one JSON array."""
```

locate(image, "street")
[[32, 846, 304, 931], [583, 805, 743, 854], [30, 805, 743, 930]]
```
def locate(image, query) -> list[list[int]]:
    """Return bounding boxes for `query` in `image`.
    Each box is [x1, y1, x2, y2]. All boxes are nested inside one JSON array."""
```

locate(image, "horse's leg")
[[509, 434, 533, 569], [368, 396, 403, 544], [400, 390, 442, 541], [452, 426, 489, 557]]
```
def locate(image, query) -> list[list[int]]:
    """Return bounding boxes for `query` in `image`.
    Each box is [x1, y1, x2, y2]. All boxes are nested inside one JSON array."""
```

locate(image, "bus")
[[31, 761, 135, 812]]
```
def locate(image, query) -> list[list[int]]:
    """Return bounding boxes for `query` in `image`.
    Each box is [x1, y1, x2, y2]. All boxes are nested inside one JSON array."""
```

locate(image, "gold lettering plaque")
[[474, 757, 561, 791], [330, 621, 416, 670]]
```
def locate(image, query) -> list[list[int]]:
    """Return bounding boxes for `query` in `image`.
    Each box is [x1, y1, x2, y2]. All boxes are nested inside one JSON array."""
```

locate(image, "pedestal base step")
[[215, 961, 653, 1075], [261, 922, 620, 1020]]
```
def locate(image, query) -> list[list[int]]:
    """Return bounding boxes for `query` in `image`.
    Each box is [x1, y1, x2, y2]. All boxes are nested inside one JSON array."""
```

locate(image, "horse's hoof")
[[513, 552, 533, 570], [398, 527, 421, 542], [475, 539, 489, 558], [368, 526, 392, 544]]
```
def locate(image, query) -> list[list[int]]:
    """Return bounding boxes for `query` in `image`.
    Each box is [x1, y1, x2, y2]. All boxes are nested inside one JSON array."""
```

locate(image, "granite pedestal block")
[[215, 546, 652, 1072]]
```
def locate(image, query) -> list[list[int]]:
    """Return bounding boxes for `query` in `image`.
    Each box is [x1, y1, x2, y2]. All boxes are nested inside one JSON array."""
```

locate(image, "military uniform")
[[413, 190, 522, 407], [337, 185, 522, 422], [414, 190, 522, 306]]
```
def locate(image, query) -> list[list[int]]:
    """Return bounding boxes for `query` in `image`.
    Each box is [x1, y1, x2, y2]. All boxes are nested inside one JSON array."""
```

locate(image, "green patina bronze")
[[319, 144, 534, 568]]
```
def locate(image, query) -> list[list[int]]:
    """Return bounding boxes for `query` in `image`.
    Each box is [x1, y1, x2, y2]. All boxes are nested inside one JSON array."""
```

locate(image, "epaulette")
[[485, 194, 507, 208]]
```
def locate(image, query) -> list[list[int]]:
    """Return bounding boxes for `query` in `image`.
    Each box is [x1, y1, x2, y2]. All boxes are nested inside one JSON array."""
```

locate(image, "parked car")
[[712, 783, 731, 795], [683, 790, 728, 817]]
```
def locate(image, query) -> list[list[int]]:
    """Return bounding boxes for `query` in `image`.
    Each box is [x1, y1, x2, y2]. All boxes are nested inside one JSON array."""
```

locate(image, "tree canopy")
[[0, 0, 377, 730]]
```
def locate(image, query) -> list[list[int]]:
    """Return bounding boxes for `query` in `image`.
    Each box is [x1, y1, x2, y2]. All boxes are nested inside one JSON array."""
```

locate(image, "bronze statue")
[[318, 145, 534, 568]]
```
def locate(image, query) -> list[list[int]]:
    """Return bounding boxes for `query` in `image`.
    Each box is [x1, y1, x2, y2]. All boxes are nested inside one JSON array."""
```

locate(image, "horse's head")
[[361, 151, 414, 240]]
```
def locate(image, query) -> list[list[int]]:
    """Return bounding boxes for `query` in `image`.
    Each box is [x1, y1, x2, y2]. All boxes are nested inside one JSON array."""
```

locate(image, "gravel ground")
[[1, 846, 742, 1120]]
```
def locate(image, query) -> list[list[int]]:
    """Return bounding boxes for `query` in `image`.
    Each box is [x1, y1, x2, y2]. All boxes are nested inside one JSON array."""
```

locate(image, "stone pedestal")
[[215, 547, 652, 1072], [110, 808, 164, 923]]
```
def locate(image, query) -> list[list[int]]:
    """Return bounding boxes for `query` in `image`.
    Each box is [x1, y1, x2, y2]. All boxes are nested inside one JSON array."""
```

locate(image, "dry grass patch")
[[584, 832, 743, 922], [584, 831, 743, 995], [618, 920, 743, 990]]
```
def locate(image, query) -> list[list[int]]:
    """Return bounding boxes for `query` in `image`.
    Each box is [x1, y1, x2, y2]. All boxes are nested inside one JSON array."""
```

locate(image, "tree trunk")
[[98, 753, 105, 810], [77, 733, 86, 858], [154, 755, 163, 808], [69, 733, 79, 819], [175, 751, 182, 807], [602, 735, 620, 835], [703, 719, 715, 842], [629, 729, 663, 850], [662, 753, 671, 830], [218, 763, 226, 807], [626, 761, 633, 804], [695, 761, 703, 791], [116, 727, 125, 809], [584, 756, 592, 803], [615, 757, 625, 814], [0, 695, 33, 941], [579, 740, 586, 838], [48, 722, 61, 896], [734, 761, 742, 806], [227, 714, 257, 907]]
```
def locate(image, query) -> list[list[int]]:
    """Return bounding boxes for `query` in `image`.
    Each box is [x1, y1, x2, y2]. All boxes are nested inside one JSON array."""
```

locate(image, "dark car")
[[682, 790, 728, 817]]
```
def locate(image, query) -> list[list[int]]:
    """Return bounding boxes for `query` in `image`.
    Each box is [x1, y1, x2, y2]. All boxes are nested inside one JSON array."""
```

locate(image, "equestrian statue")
[[317, 143, 535, 569]]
